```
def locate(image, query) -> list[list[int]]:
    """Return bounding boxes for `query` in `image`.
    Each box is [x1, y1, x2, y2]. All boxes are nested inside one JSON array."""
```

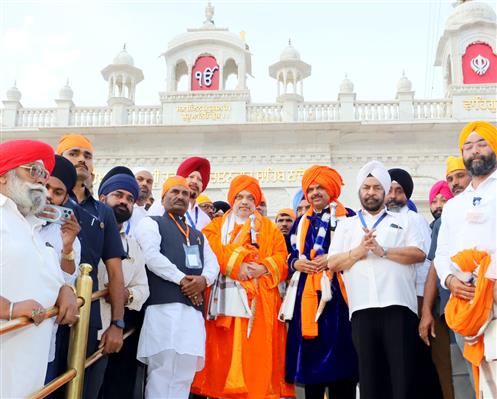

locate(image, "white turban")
[[356, 160, 391, 194]]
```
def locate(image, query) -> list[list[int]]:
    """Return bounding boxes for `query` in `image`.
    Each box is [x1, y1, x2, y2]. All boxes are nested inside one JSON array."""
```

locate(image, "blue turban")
[[292, 189, 305, 212], [98, 173, 139, 200]]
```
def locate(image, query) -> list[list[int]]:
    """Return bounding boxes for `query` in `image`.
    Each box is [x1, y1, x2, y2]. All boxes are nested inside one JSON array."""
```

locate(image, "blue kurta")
[[285, 212, 358, 385]]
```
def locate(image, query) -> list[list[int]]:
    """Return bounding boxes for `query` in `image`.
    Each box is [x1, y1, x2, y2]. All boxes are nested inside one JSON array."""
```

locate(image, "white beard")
[[5, 172, 48, 216]]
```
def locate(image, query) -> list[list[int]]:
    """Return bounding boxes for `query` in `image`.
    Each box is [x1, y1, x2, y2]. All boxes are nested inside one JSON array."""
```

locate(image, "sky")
[[1, 0, 496, 107]]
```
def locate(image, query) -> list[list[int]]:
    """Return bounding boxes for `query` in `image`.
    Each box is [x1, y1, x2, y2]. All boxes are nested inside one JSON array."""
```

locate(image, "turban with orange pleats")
[[302, 165, 346, 217], [227, 175, 262, 207], [161, 176, 188, 197], [56, 134, 93, 155], [459, 121, 497, 154]]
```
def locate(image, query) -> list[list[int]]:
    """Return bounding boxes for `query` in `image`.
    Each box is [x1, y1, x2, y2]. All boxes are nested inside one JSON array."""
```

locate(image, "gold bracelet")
[[61, 250, 75, 261]]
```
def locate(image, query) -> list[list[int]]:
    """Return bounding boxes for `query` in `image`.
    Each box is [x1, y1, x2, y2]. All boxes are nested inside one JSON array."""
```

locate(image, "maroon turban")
[[0, 140, 55, 176], [176, 157, 211, 191]]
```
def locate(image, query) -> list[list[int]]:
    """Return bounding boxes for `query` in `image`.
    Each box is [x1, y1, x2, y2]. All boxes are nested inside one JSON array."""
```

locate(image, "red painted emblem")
[[462, 43, 497, 84], [191, 56, 220, 90]]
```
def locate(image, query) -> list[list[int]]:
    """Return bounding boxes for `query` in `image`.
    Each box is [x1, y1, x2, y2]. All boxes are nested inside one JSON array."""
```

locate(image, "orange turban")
[[445, 156, 466, 176], [227, 175, 262, 206], [161, 175, 188, 198], [459, 121, 497, 154], [56, 134, 93, 155], [276, 208, 296, 221], [302, 165, 346, 216]]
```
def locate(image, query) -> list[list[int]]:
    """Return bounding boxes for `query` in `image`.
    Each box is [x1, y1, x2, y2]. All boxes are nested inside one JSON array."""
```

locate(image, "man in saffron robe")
[[285, 165, 358, 399], [191, 175, 294, 399]]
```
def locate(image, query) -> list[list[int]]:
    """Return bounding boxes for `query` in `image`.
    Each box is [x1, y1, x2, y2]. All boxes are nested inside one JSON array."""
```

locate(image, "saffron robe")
[[191, 211, 295, 399], [285, 211, 358, 385]]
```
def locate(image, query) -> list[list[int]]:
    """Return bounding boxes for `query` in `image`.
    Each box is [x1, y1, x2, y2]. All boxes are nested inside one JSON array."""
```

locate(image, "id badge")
[[184, 244, 202, 269]]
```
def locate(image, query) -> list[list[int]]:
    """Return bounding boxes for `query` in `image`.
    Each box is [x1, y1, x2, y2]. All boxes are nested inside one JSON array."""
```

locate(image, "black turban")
[[213, 201, 231, 213], [388, 168, 414, 199], [52, 155, 77, 191]]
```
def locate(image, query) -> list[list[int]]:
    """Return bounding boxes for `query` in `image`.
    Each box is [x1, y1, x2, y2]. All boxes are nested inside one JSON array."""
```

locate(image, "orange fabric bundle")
[[227, 175, 262, 207], [301, 165, 347, 217], [445, 249, 494, 399]]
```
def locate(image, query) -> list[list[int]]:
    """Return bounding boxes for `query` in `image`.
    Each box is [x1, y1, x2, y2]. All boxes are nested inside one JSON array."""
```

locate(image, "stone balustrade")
[[0, 96, 474, 128]]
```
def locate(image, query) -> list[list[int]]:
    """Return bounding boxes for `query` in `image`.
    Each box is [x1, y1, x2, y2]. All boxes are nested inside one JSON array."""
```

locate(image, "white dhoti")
[[137, 303, 206, 399], [145, 349, 198, 399]]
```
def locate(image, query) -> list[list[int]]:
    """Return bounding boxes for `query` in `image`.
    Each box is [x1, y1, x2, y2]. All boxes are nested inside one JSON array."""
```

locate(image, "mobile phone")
[[37, 205, 74, 225]]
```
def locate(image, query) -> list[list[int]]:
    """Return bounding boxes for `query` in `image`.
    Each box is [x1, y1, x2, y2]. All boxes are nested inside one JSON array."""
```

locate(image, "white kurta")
[[39, 221, 82, 362], [123, 204, 148, 238], [435, 170, 496, 289], [0, 194, 64, 398], [134, 216, 219, 370], [328, 207, 425, 318], [97, 230, 149, 339]]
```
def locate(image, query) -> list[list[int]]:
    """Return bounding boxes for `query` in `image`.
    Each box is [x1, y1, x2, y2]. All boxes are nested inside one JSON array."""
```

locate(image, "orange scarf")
[[445, 249, 494, 399], [300, 207, 348, 339]]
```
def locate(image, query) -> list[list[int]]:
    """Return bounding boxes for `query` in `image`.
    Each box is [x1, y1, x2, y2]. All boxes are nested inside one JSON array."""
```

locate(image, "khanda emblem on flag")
[[192, 55, 220, 90], [470, 54, 490, 76]]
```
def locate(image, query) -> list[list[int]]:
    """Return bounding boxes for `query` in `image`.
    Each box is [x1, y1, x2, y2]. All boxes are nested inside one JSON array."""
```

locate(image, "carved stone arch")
[[175, 59, 189, 91], [223, 58, 238, 90]]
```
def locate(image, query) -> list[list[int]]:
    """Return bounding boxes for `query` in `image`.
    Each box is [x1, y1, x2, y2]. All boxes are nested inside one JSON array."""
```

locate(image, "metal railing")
[[0, 263, 135, 399]]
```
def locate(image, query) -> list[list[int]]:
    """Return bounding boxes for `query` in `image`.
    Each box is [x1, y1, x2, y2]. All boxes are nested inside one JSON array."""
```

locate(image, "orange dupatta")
[[445, 249, 494, 399]]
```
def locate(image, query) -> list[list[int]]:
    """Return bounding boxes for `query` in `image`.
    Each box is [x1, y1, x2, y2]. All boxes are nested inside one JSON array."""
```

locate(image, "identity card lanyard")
[[358, 210, 387, 230], [185, 207, 199, 228], [169, 212, 190, 246]]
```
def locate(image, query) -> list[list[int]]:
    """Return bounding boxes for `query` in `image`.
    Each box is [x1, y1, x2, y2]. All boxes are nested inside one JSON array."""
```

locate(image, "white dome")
[[280, 44, 301, 61], [397, 72, 412, 92], [446, 1, 496, 30], [339, 75, 354, 93], [113, 48, 134, 66], [59, 82, 74, 100], [6, 84, 21, 101]]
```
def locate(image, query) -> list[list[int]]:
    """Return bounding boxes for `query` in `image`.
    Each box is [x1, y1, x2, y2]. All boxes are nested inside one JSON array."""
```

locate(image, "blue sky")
[[1, 0, 495, 107]]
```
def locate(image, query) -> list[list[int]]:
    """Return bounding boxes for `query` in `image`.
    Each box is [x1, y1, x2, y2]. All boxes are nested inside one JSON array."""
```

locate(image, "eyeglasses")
[[19, 164, 49, 180], [199, 203, 215, 211]]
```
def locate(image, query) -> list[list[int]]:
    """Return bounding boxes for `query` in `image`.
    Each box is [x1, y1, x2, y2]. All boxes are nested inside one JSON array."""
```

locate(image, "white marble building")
[[1, 0, 496, 217]]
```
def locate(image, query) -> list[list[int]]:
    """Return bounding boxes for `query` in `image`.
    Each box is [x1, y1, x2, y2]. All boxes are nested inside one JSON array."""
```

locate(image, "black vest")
[[145, 214, 205, 311]]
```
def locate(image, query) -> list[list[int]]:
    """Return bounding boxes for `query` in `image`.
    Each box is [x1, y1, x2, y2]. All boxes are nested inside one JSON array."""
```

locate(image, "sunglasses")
[[19, 163, 49, 180]]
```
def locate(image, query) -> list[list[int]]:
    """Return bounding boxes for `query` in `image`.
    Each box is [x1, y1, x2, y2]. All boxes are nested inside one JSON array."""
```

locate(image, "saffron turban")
[[52, 155, 77, 191], [302, 165, 343, 201], [276, 208, 296, 221], [98, 174, 139, 200], [0, 139, 55, 176], [197, 194, 213, 205], [176, 157, 211, 191], [56, 134, 93, 155], [388, 168, 414, 199], [429, 180, 453, 204], [459, 121, 497, 154], [162, 176, 189, 197], [446, 156, 466, 177], [356, 160, 391, 195], [227, 175, 262, 206]]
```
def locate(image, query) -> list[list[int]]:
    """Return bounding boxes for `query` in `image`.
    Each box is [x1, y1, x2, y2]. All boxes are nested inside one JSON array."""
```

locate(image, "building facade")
[[1, 0, 496, 216]]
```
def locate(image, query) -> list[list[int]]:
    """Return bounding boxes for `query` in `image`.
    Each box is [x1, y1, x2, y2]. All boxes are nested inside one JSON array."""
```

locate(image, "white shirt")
[[39, 222, 82, 285], [0, 194, 64, 398], [435, 170, 496, 289], [97, 230, 149, 339], [39, 221, 82, 362], [123, 204, 148, 238], [134, 215, 219, 368], [328, 208, 425, 318], [396, 206, 432, 296]]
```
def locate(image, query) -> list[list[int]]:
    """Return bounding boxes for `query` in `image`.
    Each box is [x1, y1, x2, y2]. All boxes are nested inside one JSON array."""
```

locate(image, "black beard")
[[360, 195, 384, 213], [431, 208, 442, 220], [113, 206, 132, 223], [464, 152, 496, 177]]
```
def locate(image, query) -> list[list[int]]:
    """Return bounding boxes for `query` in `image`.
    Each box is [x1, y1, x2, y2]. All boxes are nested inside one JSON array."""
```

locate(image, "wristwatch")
[[61, 250, 75, 261], [111, 319, 125, 329], [381, 247, 389, 258]]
